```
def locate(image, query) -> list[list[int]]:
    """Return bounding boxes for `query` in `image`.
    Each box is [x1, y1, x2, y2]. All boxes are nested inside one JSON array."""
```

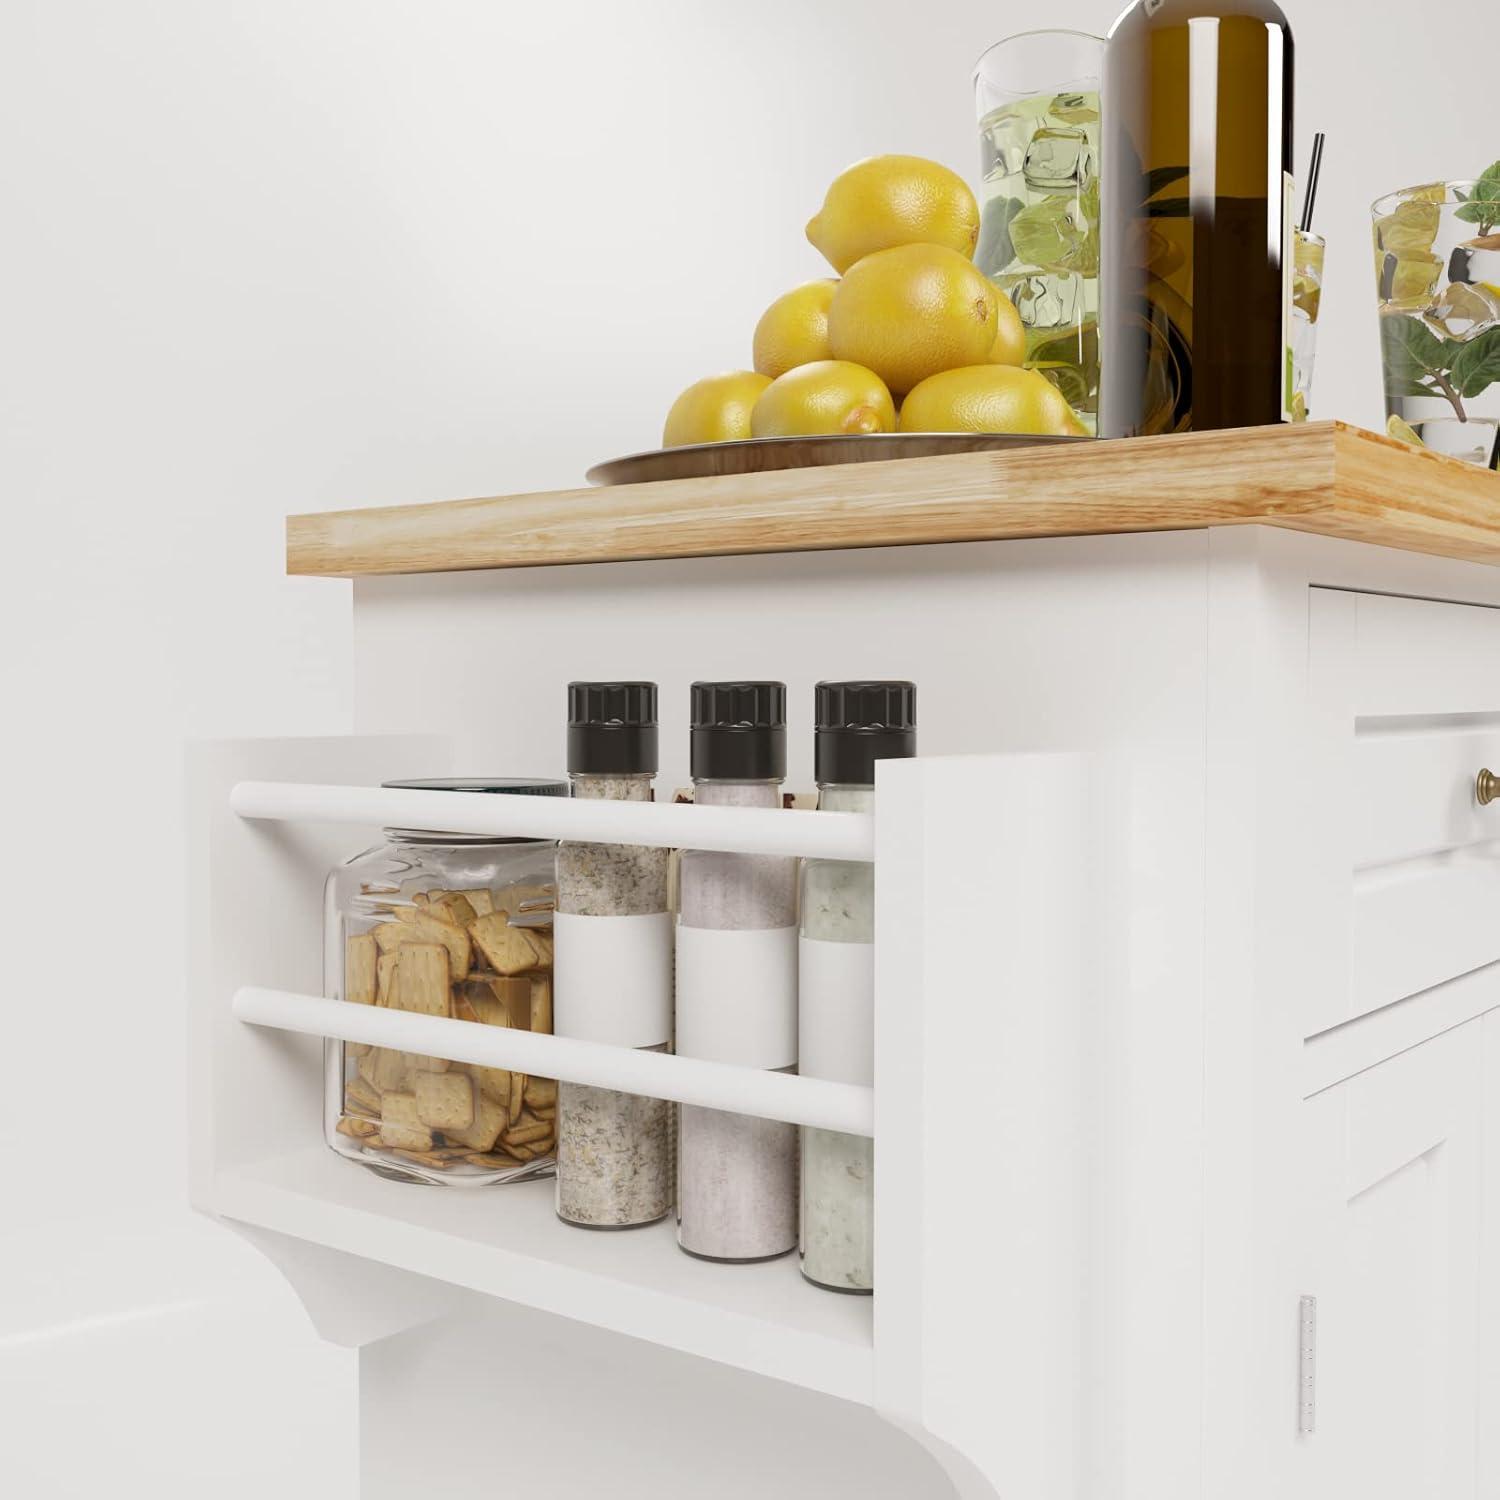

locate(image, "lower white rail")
[[234, 987, 875, 1138]]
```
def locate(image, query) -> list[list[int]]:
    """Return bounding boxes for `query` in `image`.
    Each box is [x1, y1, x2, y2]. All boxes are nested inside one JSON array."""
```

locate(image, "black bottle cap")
[[690, 681, 787, 780], [814, 680, 917, 784], [567, 681, 659, 775]]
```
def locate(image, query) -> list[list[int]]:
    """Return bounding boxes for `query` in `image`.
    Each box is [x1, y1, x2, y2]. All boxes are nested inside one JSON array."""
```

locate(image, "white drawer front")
[[1347, 592, 1500, 720], [1354, 726, 1500, 869], [1308, 589, 1500, 1036], [1353, 856, 1500, 1016]]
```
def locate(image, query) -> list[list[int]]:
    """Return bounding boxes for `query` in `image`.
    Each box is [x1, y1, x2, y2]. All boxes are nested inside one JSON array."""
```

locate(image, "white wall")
[[0, 1, 1485, 1492]]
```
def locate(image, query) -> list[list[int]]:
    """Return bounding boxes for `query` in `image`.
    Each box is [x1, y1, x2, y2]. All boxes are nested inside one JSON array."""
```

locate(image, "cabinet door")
[[1301, 1022, 1486, 1498]]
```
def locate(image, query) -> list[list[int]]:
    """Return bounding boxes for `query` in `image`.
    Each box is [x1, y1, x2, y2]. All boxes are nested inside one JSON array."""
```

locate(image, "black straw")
[[1299, 132, 1326, 234]]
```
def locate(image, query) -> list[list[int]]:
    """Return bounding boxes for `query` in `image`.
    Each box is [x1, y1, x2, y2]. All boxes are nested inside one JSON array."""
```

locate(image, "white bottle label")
[[799, 936, 874, 1087], [676, 924, 797, 1069], [553, 911, 673, 1048]]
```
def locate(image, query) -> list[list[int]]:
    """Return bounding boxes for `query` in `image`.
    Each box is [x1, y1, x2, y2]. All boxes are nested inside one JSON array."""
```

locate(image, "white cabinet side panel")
[[874, 750, 1206, 1500]]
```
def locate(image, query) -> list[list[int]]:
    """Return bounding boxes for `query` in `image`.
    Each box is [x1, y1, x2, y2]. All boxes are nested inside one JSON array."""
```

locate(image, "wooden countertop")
[[286, 421, 1500, 578]]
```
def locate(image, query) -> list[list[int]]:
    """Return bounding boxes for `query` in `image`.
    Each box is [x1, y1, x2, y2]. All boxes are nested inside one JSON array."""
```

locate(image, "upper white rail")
[[230, 781, 874, 862], [234, 987, 875, 1137]]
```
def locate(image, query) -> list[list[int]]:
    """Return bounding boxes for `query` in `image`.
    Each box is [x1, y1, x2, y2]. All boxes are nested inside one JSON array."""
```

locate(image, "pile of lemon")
[[662, 155, 1086, 448]]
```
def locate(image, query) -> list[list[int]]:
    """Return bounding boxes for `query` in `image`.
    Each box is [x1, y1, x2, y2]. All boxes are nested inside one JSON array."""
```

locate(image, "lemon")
[[807, 155, 980, 274], [663, 371, 772, 447], [988, 282, 1026, 366], [828, 244, 998, 395], [753, 280, 837, 378], [751, 360, 895, 438], [1386, 413, 1426, 448], [898, 364, 1082, 435]]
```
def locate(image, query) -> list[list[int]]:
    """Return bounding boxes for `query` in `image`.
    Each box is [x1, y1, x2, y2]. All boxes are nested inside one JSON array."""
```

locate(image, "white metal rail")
[[231, 781, 874, 861], [234, 987, 874, 1137]]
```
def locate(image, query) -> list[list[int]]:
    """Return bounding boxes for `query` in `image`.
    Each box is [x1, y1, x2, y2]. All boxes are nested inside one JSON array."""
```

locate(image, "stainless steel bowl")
[[587, 430, 1088, 485]]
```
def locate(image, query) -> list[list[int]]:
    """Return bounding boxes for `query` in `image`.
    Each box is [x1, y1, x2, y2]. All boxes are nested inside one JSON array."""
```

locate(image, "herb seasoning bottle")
[[554, 682, 674, 1228], [676, 681, 799, 1262], [800, 680, 915, 1292]]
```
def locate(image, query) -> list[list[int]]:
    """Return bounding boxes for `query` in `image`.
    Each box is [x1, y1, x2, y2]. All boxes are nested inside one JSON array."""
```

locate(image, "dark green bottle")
[[1099, 0, 1295, 436]]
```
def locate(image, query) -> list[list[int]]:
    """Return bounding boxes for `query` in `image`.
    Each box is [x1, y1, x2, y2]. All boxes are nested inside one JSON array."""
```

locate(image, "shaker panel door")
[[1301, 1023, 1484, 1499]]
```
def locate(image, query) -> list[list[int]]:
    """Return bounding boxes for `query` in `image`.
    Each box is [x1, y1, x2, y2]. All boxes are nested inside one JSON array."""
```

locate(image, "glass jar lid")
[[381, 777, 568, 843]]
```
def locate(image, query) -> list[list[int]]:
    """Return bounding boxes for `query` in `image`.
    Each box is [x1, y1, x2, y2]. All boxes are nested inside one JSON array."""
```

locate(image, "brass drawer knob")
[[1478, 769, 1500, 806]]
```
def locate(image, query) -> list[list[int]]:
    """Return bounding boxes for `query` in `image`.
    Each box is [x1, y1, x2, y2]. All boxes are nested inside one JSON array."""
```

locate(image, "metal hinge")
[[1298, 1296, 1317, 1435]]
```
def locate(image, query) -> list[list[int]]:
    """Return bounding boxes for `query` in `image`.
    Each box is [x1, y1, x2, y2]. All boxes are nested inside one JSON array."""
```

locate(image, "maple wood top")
[[286, 421, 1500, 578]]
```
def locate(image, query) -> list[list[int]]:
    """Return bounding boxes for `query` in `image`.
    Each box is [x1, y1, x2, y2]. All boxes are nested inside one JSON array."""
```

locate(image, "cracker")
[[414, 1071, 475, 1132], [359, 1046, 408, 1093], [529, 976, 552, 1035], [376, 950, 401, 1008], [502, 1117, 552, 1148], [463, 1151, 522, 1169], [523, 1076, 557, 1111], [508, 1070, 526, 1126], [445, 1089, 507, 1152], [345, 932, 378, 1005], [336, 1115, 379, 1140], [409, 909, 471, 981], [470, 977, 526, 1029], [345, 1077, 381, 1115], [391, 1149, 455, 1170], [392, 943, 450, 1018], [494, 883, 555, 919], [373, 912, 471, 982], [469, 912, 541, 976], [470, 1063, 513, 1106], [377, 1092, 433, 1152], [428, 892, 477, 928]]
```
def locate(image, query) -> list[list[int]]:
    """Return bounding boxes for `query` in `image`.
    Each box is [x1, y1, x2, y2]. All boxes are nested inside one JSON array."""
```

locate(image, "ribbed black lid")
[[814, 680, 917, 784], [690, 680, 787, 780], [567, 681, 659, 775]]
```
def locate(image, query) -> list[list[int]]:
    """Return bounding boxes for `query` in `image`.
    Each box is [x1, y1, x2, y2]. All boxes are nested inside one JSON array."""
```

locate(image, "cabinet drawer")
[[1309, 590, 1500, 1034], [1354, 725, 1500, 870], [1353, 856, 1500, 1018], [1342, 591, 1500, 720]]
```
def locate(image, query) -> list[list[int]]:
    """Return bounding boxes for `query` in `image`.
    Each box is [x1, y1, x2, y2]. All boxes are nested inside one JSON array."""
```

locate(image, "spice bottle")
[[676, 681, 799, 1262], [554, 682, 674, 1228], [800, 680, 915, 1293]]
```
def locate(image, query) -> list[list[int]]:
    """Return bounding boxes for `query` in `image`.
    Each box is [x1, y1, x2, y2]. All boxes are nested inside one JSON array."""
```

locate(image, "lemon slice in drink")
[[1386, 414, 1426, 448]]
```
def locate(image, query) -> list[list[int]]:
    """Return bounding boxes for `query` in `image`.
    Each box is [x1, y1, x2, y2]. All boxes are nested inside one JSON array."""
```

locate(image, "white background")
[[0, 1, 1489, 1492]]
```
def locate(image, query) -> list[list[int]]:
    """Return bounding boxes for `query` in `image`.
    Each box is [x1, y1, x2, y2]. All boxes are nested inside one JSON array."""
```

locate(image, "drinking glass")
[[974, 30, 1104, 433], [1290, 229, 1324, 421], [1372, 179, 1500, 468]]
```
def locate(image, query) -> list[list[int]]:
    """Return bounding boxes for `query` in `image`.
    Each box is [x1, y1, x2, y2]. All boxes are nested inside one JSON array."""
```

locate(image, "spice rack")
[[193, 425, 1500, 1500]]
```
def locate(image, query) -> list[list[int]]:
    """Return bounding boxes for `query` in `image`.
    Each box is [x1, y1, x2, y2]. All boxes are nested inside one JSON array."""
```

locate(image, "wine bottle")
[[1099, 0, 1294, 437]]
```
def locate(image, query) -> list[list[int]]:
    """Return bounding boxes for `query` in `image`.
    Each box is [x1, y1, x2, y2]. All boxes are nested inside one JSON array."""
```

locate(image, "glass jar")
[[323, 777, 567, 1186], [800, 682, 916, 1293]]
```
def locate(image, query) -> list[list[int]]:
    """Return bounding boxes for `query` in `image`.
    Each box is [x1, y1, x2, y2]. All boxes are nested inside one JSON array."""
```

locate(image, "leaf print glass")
[[1373, 170, 1500, 469]]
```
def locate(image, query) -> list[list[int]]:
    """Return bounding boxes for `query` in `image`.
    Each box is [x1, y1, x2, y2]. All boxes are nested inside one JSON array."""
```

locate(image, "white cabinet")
[[191, 520, 1500, 1500], [1302, 1023, 1488, 1499]]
